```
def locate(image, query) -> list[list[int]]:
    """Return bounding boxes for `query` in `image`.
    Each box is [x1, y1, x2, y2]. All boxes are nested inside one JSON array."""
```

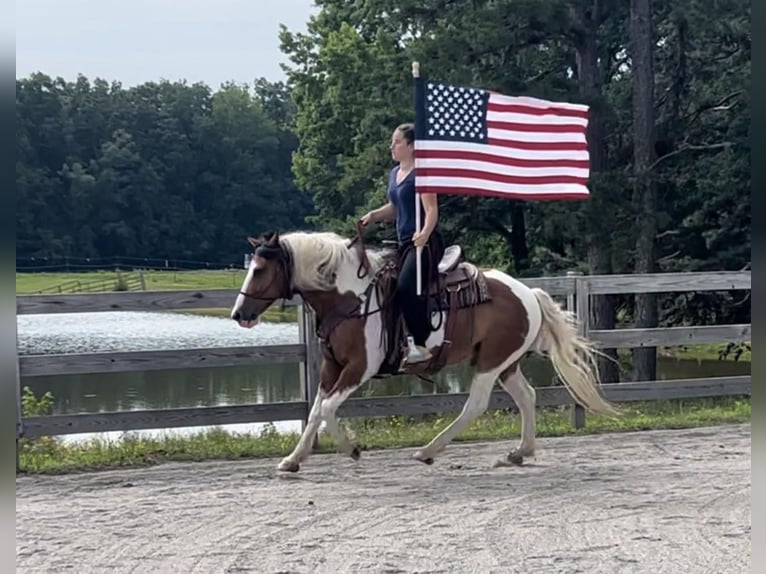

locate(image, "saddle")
[[375, 244, 492, 377]]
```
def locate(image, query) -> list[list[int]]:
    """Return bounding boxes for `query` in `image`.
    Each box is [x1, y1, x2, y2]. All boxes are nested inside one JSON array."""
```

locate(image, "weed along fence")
[[15, 270, 751, 449]]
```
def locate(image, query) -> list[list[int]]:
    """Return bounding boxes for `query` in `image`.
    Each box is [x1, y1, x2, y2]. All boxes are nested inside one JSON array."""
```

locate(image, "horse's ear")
[[247, 236, 261, 248], [265, 230, 280, 246]]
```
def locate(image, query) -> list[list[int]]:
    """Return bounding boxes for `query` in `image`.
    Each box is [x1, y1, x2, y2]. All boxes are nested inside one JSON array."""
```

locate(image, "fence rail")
[[16, 270, 751, 443], [34, 270, 147, 294]]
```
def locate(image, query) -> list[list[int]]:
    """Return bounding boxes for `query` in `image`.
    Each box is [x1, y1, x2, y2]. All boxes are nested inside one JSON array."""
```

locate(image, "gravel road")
[[16, 424, 750, 574]]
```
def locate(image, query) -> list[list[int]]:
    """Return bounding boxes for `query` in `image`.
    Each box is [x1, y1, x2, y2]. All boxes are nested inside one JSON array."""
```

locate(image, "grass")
[[17, 269, 298, 322], [16, 269, 247, 293], [657, 342, 751, 362], [18, 396, 750, 475]]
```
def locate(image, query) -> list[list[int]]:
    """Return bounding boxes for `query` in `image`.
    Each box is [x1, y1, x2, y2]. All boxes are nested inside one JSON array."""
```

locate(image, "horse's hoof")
[[277, 458, 300, 473], [350, 446, 361, 461], [413, 451, 434, 465], [507, 449, 525, 466]]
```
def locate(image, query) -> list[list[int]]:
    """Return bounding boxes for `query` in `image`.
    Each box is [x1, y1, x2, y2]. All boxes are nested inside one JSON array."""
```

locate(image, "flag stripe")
[[416, 148, 589, 169], [416, 139, 589, 159], [417, 158, 588, 178], [487, 120, 587, 134], [488, 128, 587, 144], [416, 177, 590, 198], [486, 137, 588, 152], [487, 109, 589, 127], [488, 95, 589, 117], [418, 168, 587, 186]]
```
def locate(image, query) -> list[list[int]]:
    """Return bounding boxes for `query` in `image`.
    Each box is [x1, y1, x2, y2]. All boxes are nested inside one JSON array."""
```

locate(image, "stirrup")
[[405, 336, 431, 364]]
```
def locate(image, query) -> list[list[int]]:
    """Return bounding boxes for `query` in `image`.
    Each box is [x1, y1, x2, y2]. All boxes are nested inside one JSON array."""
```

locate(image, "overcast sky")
[[15, 0, 317, 88]]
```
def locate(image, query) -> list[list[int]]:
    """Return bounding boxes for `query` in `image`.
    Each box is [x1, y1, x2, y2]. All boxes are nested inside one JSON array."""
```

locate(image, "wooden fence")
[[34, 269, 147, 294], [15, 270, 751, 444]]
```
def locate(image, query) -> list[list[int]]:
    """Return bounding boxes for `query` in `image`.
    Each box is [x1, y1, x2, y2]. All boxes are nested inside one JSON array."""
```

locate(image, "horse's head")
[[231, 231, 293, 328]]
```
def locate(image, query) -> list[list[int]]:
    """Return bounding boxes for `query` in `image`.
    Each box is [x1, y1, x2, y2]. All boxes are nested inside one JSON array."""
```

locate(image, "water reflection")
[[16, 311, 299, 355]]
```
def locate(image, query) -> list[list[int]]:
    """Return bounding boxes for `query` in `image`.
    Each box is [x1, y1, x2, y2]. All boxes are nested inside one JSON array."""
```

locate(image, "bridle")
[[238, 241, 295, 305]]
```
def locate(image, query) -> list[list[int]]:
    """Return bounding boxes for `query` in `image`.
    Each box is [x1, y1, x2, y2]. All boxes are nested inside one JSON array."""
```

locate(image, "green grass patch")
[[16, 269, 247, 294], [18, 396, 750, 475], [615, 343, 750, 365], [658, 343, 751, 362], [17, 269, 299, 322]]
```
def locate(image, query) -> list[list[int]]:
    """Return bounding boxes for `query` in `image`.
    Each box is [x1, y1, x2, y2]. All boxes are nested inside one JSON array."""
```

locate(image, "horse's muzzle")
[[231, 310, 260, 329]]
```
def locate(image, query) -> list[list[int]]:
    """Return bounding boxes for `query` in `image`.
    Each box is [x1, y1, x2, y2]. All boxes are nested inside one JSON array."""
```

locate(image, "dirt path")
[[17, 424, 750, 574]]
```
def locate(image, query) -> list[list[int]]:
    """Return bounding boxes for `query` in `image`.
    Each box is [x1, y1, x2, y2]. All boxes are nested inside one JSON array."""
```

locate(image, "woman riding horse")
[[360, 122, 445, 364]]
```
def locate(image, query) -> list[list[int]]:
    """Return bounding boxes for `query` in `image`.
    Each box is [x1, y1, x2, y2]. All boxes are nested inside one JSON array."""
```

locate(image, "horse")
[[231, 229, 617, 472]]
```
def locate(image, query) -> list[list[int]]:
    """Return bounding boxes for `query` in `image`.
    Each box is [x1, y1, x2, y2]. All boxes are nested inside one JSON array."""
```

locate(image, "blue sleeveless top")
[[387, 166, 425, 243]]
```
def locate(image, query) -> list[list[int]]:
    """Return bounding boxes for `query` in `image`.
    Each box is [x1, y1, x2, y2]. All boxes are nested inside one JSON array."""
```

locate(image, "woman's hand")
[[359, 211, 375, 226], [412, 230, 430, 248]]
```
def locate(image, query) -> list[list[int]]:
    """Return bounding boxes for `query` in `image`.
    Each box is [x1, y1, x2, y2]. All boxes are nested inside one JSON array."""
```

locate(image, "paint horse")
[[231, 230, 616, 472]]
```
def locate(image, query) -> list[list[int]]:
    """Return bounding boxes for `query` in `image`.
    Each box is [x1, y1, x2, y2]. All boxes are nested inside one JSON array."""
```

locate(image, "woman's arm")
[[361, 202, 396, 225], [372, 202, 396, 222], [420, 193, 438, 236]]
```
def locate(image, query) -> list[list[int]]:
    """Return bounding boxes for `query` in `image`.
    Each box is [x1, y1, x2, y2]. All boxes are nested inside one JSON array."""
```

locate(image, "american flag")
[[414, 78, 590, 200]]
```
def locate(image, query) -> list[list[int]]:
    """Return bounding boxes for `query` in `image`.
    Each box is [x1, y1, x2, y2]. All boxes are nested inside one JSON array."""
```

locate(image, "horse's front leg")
[[277, 360, 340, 473], [319, 362, 366, 461], [277, 386, 325, 473]]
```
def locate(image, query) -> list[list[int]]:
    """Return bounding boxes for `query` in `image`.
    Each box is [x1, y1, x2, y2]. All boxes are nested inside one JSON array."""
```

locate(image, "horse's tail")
[[531, 288, 618, 416]]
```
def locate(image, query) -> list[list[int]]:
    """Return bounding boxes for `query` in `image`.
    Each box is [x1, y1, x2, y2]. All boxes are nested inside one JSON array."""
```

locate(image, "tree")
[[630, 0, 658, 381]]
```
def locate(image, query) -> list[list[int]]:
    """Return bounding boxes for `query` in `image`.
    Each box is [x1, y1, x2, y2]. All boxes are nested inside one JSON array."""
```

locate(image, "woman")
[[360, 122, 445, 364]]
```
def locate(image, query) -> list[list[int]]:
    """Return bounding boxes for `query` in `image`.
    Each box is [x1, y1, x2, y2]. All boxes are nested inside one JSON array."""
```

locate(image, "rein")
[[347, 220, 373, 279]]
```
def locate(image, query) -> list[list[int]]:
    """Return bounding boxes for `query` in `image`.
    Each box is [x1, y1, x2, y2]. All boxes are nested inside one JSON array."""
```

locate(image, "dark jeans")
[[395, 230, 445, 346]]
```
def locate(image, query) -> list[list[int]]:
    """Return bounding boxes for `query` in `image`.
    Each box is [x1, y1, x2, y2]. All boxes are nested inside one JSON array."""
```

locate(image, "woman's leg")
[[396, 242, 436, 348]]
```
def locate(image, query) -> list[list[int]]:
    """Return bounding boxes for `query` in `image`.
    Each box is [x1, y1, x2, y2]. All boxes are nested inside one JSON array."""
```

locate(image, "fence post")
[[567, 271, 588, 429], [298, 300, 321, 450], [15, 321, 23, 473]]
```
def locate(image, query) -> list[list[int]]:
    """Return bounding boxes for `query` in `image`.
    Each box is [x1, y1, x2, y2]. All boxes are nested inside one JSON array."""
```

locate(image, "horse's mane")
[[279, 231, 389, 291]]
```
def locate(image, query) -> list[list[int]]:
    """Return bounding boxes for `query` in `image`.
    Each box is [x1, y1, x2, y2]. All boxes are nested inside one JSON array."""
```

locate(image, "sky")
[[15, 0, 317, 88]]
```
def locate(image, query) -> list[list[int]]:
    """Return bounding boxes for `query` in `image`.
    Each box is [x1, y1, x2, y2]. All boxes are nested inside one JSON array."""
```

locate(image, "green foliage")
[[21, 386, 54, 416], [19, 387, 60, 460], [16, 74, 314, 264]]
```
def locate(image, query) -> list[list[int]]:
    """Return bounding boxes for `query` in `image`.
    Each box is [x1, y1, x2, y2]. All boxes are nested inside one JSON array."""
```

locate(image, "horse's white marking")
[[424, 311, 447, 348], [279, 387, 325, 469], [231, 257, 260, 320]]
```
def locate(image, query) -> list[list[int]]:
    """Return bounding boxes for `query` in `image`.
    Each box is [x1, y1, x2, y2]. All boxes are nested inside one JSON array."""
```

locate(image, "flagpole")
[[412, 61, 422, 297]]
